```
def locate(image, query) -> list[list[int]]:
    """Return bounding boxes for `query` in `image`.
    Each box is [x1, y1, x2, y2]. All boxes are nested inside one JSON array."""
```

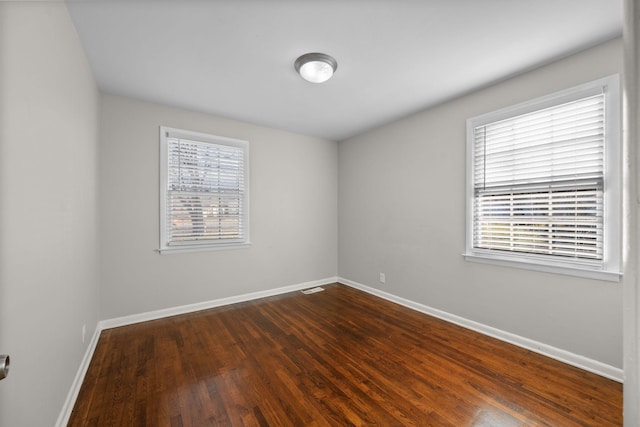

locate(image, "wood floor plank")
[[68, 283, 622, 426]]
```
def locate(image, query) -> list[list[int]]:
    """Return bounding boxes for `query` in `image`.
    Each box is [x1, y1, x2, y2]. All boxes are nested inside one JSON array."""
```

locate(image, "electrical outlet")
[[379, 272, 386, 284], [82, 324, 86, 344]]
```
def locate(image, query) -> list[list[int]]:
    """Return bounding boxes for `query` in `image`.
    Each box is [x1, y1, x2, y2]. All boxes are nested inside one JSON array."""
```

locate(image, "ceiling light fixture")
[[294, 53, 337, 84]]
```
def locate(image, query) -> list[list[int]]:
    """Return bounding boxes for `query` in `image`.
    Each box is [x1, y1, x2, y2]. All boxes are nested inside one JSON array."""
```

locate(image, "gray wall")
[[0, 2, 101, 426], [338, 38, 624, 368], [99, 95, 338, 319]]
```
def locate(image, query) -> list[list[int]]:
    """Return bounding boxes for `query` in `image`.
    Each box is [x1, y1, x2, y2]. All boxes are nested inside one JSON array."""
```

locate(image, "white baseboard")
[[100, 277, 339, 330], [55, 324, 102, 427], [339, 277, 624, 383]]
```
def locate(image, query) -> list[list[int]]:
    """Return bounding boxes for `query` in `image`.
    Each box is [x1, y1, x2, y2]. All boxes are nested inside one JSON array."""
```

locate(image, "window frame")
[[464, 75, 621, 282], [159, 126, 250, 254]]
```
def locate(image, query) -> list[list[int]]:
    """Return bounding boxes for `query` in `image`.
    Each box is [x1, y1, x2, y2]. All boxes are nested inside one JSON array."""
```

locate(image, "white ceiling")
[[66, 0, 623, 141]]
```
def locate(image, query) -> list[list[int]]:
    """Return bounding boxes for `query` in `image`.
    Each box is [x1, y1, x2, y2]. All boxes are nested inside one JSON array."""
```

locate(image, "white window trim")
[[464, 75, 621, 282], [159, 126, 250, 254]]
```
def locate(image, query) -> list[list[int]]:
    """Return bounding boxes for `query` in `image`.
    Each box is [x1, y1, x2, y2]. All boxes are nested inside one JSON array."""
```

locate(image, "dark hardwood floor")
[[69, 283, 622, 426]]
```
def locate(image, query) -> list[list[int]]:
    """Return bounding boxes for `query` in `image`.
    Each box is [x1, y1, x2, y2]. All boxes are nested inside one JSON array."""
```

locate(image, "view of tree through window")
[[160, 127, 249, 251]]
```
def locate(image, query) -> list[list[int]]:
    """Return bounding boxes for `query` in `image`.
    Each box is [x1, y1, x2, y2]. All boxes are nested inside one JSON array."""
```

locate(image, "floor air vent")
[[301, 287, 325, 295]]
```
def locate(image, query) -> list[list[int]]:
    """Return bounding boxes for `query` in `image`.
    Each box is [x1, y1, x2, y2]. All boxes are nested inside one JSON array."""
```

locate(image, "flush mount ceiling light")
[[294, 52, 337, 83]]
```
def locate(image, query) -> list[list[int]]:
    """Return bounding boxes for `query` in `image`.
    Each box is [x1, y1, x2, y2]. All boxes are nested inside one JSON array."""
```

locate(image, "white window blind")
[[160, 127, 249, 252], [472, 94, 605, 261], [466, 75, 621, 281]]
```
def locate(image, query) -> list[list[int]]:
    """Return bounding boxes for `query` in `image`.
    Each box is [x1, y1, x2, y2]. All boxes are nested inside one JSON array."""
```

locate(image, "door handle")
[[0, 355, 9, 380]]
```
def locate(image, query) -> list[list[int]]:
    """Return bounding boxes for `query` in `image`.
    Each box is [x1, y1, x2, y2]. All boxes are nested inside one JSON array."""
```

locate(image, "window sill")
[[463, 252, 621, 283], [159, 242, 251, 255]]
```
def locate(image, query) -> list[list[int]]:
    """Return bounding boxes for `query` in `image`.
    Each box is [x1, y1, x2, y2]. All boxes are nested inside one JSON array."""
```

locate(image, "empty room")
[[1, 0, 639, 426]]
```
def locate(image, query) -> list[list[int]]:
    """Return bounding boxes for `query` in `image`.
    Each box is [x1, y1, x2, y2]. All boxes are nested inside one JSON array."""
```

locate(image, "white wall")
[[339, 38, 624, 368], [99, 95, 338, 319], [624, 0, 640, 423], [0, 2, 101, 426]]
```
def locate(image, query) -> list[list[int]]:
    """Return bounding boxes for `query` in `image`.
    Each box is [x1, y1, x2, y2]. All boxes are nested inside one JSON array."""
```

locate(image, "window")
[[160, 127, 249, 253], [465, 75, 621, 281]]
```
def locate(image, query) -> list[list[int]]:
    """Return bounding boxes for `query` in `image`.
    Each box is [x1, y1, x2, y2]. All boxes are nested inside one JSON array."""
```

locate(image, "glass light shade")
[[294, 53, 337, 84], [299, 60, 334, 83]]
